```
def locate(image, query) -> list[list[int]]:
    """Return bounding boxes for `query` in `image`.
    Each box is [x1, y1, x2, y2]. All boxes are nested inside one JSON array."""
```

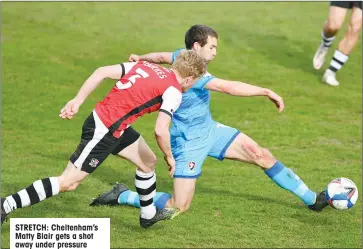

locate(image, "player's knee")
[[65, 183, 79, 192], [255, 148, 276, 169], [327, 20, 343, 33], [349, 21, 362, 35], [241, 140, 262, 161], [242, 142, 270, 167], [262, 148, 277, 168], [170, 198, 191, 213], [176, 203, 190, 213], [61, 183, 79, 192], [146, 153, 157, 169], [262, 148, 274, 159], [179, 206, 190, 213], [137, 154, 157, 173]]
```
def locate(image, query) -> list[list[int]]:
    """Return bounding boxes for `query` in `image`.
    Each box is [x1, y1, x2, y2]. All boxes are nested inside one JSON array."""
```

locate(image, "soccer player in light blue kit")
[[91, 25, 328, 218]]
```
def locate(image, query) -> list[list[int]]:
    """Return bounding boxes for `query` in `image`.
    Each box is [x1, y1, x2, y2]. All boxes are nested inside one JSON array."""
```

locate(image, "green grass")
[[1, 2, 362, 248]]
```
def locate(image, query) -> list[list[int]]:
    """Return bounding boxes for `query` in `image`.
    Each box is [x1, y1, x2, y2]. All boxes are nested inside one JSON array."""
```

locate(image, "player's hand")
[[59, 98, 82, 120], [164, 155, 176, 178], [128, 54, 140, 62], [267, 90, 284, 113]]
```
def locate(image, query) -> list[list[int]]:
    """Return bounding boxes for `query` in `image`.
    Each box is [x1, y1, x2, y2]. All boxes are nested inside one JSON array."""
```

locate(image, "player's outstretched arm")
[[59, 64, 123, 120], [154, 112, 175, 177], [205, 78, 285, 113], [129, 52, 173, 65]]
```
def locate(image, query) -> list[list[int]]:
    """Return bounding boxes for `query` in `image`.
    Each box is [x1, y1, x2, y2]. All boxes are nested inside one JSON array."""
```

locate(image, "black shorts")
[[70, 111, 140, 173], [330, 1, 362, 9]]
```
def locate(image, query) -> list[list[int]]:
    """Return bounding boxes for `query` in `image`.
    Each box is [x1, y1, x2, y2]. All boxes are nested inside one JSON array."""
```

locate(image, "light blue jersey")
[[170, 48, 240, 179], [170, 49, 215, 140]]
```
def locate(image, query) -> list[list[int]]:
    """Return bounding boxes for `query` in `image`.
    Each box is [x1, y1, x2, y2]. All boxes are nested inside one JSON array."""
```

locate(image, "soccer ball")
[[325, 177, 358, 210]]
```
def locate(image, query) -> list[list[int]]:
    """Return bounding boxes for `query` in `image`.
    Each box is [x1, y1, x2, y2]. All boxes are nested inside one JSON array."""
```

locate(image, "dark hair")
[[184, 24, 218, 49]]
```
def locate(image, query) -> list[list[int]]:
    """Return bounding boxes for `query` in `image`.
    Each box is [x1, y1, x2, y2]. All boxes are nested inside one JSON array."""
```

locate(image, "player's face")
[[196, 36, 217, 63]]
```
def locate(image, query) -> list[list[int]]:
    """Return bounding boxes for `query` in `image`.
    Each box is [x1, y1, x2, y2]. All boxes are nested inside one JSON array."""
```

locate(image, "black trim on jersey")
[[159, 109, 172, 118], [120, 63, 126, 78], [109, 95, 163, 135]]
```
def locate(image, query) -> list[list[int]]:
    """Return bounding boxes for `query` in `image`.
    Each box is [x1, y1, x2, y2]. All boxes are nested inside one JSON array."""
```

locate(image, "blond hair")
[[171, 50, 207, 79]]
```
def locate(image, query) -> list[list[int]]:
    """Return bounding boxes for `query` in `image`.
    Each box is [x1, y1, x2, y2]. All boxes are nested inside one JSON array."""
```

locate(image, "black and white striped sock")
[[134, 170, 156, 219], [321, 31, 335, 48], [328, 50, 349, 74], [2, 177, 60, 214]]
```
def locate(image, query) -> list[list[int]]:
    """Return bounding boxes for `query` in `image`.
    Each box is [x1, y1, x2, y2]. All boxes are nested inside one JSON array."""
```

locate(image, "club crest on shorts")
[[89, 158, 99, 168], [188, 161, 196, 170]]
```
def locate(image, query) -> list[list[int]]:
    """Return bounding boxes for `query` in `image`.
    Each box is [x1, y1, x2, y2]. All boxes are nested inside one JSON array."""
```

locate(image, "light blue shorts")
[[171, 121, 240, 178]]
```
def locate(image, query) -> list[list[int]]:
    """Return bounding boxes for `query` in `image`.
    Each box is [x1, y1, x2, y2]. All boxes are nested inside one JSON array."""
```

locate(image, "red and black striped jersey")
[[95, 61, 182, 137]]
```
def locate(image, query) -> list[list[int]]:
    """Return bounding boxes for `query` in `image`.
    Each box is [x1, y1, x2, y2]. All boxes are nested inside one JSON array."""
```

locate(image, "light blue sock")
[[264, 161, 316, 206], [118, 190, 171, 210]]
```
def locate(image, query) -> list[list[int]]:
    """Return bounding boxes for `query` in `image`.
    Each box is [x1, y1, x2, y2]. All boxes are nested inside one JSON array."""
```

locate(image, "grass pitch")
[[1, 2, 362, 248]]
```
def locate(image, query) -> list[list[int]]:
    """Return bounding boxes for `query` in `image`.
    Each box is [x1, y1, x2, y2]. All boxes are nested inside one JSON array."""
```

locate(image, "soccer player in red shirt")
[[1, 50, 206, 228]]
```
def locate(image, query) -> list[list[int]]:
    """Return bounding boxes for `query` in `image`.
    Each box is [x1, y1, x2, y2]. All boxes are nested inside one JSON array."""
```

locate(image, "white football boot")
[[313, 42, 329, 70], [322, 69, 339, 86]]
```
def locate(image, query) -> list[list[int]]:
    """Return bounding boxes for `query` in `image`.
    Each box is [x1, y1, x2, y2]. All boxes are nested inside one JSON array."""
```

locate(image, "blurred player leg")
[[323, 5, 362, 86], [313, 4, 348, 70]]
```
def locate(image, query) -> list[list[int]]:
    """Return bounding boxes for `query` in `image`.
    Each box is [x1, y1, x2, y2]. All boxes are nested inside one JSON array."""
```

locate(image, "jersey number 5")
[[116, 68, 150, 90]]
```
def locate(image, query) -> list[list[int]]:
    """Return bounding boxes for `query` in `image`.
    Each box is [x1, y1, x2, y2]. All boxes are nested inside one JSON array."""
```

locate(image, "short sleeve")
[[120, 62, 137, 77], [192, 72, 215, 90], [160, 86, 182, 117]]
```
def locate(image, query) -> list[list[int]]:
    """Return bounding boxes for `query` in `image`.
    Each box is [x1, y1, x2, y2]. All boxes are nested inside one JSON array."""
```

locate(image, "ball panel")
[[341, 178, 357, 188], [332, 193, 349, 200], [327, 182, 344, 198], [347, 200, 354, 209], [332, 200, 348, 210]]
